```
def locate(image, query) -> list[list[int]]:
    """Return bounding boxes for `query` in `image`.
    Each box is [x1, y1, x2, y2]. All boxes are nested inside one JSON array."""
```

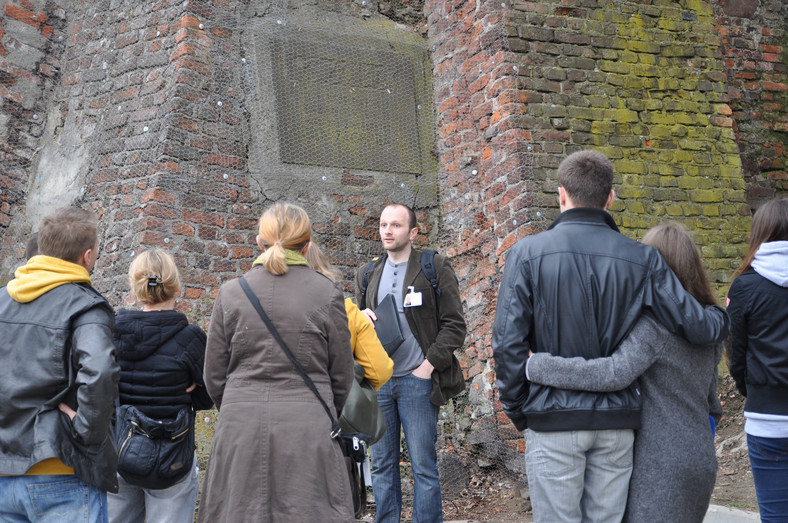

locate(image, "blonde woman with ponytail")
[[198, 203, 355, 522], [109, 249, 213, 523]]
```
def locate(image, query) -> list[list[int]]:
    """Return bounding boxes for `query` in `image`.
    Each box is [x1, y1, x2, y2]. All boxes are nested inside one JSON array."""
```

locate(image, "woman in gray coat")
[[526, 224, 722, 523], [197, 203, 355, 522]]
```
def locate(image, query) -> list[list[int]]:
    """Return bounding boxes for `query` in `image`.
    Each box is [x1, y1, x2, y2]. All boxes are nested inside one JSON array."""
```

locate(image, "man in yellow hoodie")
[[0, 207, 119, 522]]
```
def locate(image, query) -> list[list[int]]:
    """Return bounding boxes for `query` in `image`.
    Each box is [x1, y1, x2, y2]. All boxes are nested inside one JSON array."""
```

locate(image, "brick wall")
[[0, 0, 785, 470], [713, 0, 788, 206], [424, 0, 773, 468], [0, 0, 66, 266]]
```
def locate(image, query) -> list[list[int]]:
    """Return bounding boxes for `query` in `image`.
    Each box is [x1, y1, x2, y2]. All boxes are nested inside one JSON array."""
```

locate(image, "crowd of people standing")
[[0, 151, 786, 523]]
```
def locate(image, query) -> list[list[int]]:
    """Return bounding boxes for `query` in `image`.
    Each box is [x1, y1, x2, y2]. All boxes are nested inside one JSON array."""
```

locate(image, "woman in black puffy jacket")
[[727, 198, 788, 522], [108, 249, 213, 523]]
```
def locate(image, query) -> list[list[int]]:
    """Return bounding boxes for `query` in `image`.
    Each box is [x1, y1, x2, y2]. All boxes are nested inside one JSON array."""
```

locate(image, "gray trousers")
[[525, 429, 634, 523]]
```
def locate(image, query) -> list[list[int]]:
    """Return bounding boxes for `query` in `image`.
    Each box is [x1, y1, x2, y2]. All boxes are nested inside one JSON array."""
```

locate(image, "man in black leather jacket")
[[0, 207, 119, 521], [492, 150, 729, 522]]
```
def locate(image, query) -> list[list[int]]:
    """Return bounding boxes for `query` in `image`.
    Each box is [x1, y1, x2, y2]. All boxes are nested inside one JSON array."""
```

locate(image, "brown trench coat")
[[198, 265, 355, 522]]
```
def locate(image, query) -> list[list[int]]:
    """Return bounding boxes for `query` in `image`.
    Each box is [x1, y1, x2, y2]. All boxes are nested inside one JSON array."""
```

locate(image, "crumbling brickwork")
[[713, 0, 788, 206], [0, 0, 65, 258]]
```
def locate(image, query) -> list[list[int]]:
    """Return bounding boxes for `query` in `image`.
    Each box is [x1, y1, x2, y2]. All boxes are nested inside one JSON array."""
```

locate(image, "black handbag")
[[238, 277, 369, 518], [115, 403, 195, 489]]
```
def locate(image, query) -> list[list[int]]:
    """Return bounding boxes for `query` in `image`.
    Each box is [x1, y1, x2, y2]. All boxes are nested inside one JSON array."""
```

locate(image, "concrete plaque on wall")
[[267, 29, 430, 175]]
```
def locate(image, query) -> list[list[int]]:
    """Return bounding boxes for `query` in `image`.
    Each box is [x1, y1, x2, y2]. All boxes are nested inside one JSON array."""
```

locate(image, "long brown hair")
[[643, 223, 718, 307], [304, 242, 339, 280], [732, 198, 788, 280]]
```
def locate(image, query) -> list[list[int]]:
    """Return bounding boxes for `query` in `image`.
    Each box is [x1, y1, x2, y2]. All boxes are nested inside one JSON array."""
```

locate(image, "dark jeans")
[[370, 374, 441, 523], [748, 434, 788, 522]]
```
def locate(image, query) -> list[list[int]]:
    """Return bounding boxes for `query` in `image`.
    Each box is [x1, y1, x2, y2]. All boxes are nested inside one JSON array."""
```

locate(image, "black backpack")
[[360, 250, 441, 308]]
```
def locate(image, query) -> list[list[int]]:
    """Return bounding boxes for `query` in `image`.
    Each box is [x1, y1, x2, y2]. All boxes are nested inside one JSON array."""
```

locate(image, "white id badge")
[[404, 286, 422, 307]]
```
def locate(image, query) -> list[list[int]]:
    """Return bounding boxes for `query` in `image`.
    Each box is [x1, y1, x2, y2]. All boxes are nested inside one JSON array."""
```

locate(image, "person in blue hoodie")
[[108, 249, 212, 523], [727, 197, 788, 522]]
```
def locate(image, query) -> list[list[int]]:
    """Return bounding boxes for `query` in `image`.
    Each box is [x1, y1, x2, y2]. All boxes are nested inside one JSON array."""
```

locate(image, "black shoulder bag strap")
[[238, 277, 341, 439]]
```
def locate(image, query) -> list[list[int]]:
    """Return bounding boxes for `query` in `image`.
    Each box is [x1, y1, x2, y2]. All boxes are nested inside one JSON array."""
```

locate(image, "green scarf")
[[252, 249, 309, 268]]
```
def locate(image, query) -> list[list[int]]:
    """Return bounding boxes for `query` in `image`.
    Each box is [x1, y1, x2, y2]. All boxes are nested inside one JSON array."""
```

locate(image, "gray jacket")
[[0, 282, 120, 492]]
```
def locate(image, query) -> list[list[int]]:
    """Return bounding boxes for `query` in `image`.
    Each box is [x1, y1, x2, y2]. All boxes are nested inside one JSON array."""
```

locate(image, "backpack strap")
[[360, 257, 380, 309], [420, 250, 441, 297], [361, 251, 441, 306]]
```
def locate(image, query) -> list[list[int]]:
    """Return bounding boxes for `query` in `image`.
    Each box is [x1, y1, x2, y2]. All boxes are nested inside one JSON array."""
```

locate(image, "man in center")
[[356, 203, 466, 522]]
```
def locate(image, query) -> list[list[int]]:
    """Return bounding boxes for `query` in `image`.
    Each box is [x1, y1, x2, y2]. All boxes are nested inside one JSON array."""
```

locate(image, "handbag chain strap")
[[238, 277, 341, 439]]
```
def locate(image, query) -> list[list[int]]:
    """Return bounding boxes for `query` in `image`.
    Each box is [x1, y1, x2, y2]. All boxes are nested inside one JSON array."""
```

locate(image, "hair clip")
[[147, 275, 161, 288]]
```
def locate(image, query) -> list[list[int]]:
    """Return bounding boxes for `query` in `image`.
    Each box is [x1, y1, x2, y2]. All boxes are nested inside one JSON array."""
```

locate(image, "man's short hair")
[[38, 207, 98, 264], [384, 203, 418, 230], [25, 232, 39, 260], [556, 150, 614, 208]]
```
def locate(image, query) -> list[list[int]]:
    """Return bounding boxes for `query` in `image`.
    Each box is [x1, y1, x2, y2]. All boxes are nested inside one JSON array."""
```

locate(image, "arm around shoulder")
[[647, 255, 729, 345]]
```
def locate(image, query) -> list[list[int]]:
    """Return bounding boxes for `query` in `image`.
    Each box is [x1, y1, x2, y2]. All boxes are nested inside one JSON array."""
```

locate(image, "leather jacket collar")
[[548, 207, 620, 233]]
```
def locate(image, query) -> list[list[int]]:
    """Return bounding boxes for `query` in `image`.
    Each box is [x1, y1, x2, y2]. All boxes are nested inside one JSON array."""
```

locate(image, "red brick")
[[183, 287, 205, 299], [763, 81, 787, 92], [174, 58, 210, 75], [141, 189, 177, 205], [203, 154, 243, 168], [226, 217, 257, 230], [172, 222, 196, 236], [3, 4, 45, 28], [175, 14, 203, 32], [183, 209, 225, 227], [231, 245, 254, 259], [170, 43, 198, 62]]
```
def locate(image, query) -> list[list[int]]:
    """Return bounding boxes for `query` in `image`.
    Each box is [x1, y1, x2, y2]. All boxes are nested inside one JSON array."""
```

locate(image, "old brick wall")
[[423, 0, 776, 470], [0, 0, 785, 477], [0, 0, 441, 314], [713, 0, 788, 206], [0, 0, 66, 265]]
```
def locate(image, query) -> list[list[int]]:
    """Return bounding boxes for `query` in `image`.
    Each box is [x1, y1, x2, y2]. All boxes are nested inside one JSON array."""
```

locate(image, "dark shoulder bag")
[[115, 403, 195, 489], [238, 277, 369, 518]]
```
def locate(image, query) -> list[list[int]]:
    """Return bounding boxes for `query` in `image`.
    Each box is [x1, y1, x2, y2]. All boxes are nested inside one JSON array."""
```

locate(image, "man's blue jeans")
[[525, 428, 634, 523], [0, 475, 108, 522], [371, 374, 441, 523], [748, 434, 788, 522]]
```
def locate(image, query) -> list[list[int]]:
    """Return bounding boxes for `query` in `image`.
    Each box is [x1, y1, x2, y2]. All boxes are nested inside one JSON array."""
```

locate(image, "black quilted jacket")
[[114, 309, 213, 419]]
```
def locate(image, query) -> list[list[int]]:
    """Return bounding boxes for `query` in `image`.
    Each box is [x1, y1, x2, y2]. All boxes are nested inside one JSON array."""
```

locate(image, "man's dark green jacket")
[[355, 248, 467, 406]]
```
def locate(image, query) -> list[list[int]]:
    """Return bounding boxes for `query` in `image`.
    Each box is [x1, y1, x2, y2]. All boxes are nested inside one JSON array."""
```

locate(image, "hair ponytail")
[[257, 203, 311, 275]]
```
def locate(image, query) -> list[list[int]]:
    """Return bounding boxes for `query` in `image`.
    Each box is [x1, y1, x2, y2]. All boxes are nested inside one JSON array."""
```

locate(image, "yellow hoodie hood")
[[6, 255, 91, 303]]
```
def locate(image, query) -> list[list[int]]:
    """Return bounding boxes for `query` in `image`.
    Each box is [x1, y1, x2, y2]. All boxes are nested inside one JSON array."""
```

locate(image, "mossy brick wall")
[[712, 0, 788, 205], [423, 0, 768, 467]]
